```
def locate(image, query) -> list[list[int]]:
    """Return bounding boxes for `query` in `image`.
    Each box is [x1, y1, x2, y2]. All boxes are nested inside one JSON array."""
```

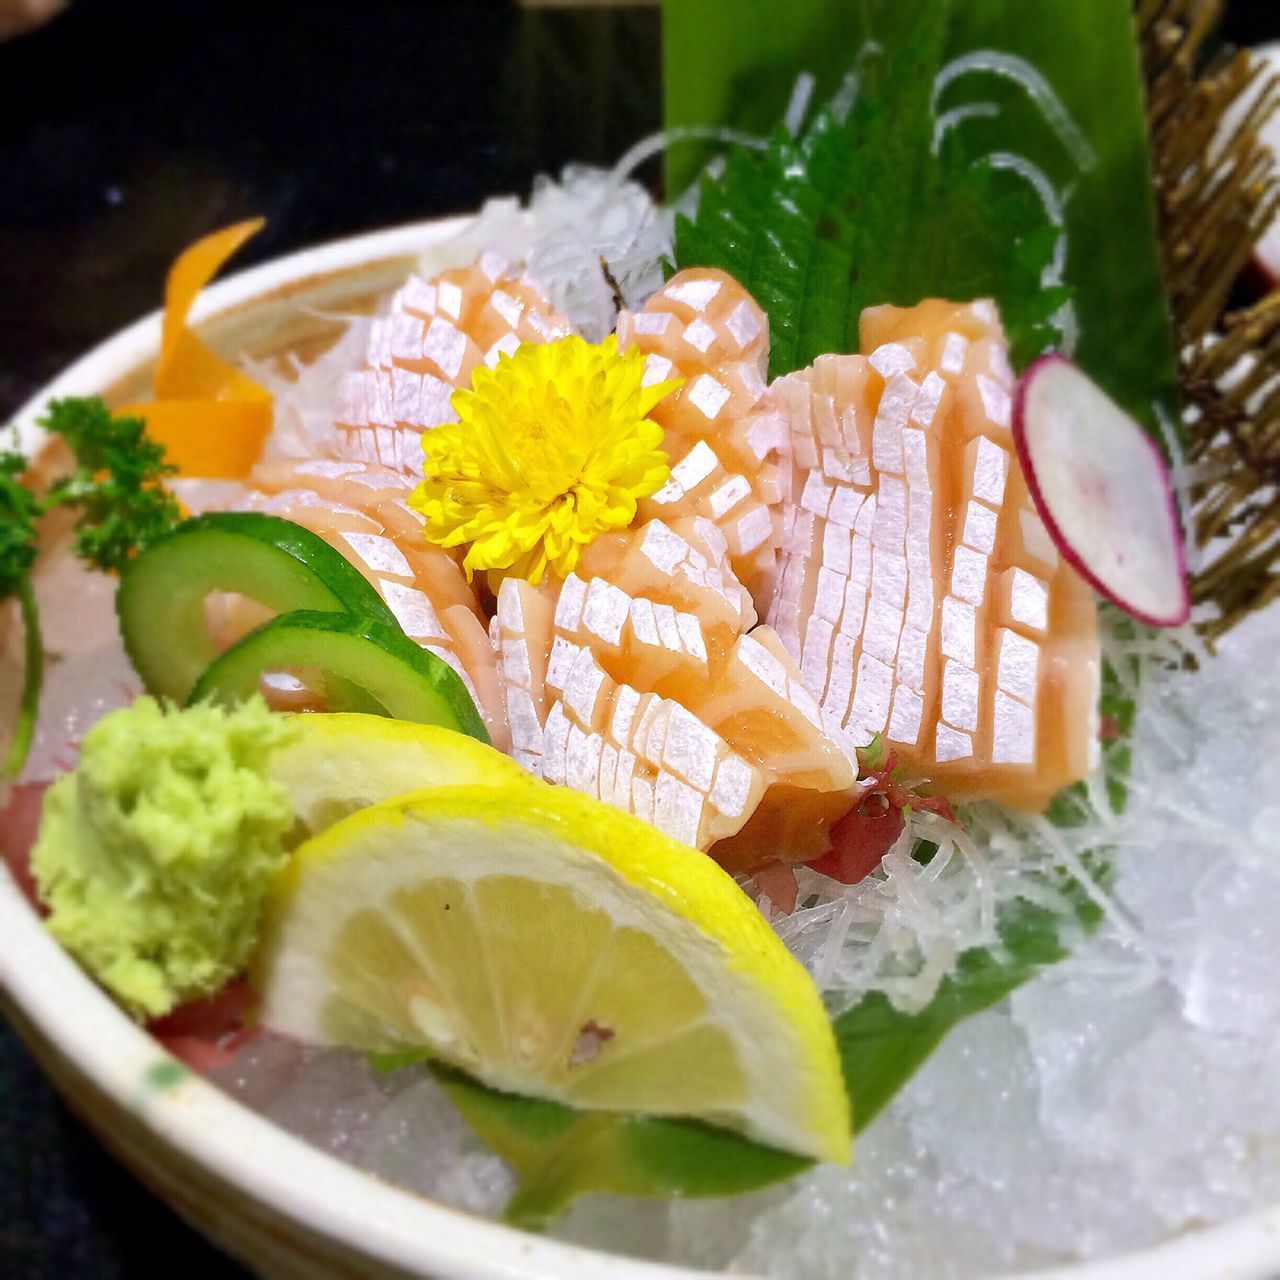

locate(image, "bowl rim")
[[4, 215, 1280, 1280]]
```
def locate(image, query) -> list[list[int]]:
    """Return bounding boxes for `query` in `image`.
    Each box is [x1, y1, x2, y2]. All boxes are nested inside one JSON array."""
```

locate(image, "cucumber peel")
[[190, 611, 489, 744], [118, 512, 397, 703]]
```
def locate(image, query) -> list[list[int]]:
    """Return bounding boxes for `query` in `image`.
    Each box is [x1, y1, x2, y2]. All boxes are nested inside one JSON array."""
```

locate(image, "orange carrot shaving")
[[121, 400, 272, 481], [118, 219, 273, 478]]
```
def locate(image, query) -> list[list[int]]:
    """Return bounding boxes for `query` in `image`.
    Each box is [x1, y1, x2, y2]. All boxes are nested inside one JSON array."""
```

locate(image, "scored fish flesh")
[[227, 258, 1100, 866], [223, 256, 575, 748], [494, 512, 857, 864], [618, 269, 783, 613], [332, 253, 572, 477], [762, 298, 1099, 810]]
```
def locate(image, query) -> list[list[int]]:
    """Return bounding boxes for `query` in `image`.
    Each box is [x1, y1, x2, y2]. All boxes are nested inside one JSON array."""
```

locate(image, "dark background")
[[0, 1, 1276, 1277], [0, 0, 661, 421]]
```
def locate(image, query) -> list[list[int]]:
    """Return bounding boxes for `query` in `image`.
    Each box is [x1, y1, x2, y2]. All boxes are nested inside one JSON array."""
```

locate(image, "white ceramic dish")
[[3, 218, 1280, 1280]]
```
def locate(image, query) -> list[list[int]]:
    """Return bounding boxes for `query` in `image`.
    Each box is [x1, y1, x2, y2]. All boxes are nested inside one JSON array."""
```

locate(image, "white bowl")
[[3, 219, 1280, 1280]]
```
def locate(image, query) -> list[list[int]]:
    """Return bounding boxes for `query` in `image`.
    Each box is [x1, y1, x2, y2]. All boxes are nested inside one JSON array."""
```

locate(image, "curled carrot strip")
[[118, 219, 273, 479], [122, 401, 273, 480]]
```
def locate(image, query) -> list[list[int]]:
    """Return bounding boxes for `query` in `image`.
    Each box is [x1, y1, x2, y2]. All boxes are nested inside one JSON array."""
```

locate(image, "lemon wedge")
[[252, 783, 850, 1164], [269, 714, 539, 837]]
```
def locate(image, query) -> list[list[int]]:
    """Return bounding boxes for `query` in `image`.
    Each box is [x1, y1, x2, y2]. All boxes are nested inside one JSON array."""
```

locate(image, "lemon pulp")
[[269, 713, 538, 837], [252, 783, 850, 1164]]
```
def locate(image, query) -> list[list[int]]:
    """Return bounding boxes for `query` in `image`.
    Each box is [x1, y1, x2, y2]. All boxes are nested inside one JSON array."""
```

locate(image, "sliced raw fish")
[[494, 516, 857, 861], [221, 255, 1100, 863], [332, 254, 572, 476], [576, 516, 756, 646], [618, 269, 782, 611], [764, 299, 1099, 810], [492, 577, 557, 773]]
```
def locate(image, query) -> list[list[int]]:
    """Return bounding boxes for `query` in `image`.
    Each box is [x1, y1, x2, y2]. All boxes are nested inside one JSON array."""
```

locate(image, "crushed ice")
[[657, 607, 1280, 1276], [208, 1038, 515, 1218]]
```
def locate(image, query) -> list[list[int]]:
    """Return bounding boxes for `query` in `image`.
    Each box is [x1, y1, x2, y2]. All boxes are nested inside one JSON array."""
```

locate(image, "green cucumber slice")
[[119, 513, 397, 703], [190, 611, 489, 744]]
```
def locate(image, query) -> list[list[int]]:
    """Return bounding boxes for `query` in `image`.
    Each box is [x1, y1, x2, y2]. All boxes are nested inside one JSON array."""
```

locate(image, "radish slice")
[[1013, 356, 1190, 627], [1218, 41, 1280, 292], [1250, 43, 1280, 290]]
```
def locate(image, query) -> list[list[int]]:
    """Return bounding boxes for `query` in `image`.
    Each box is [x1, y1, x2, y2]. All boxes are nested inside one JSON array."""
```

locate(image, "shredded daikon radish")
[[933, 50, 1096, 171], [417, 163, 675, 341], [774, 609, 1201, 1016]]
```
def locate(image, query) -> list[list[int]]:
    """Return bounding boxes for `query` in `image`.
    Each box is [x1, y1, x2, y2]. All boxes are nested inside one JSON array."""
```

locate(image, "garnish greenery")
[[665, 0, 1179, 433], [674, 65, 1067, 376], [832, 894, 1084, 1133], [436, 1065, 809, 1231], [367, 1047, 433, 1075], [39, 398, 181, 576], [1, 397, 179, 776], [0, 452, 41, 600], [428, 895, 1075, 1230], [0, 454, 45, 776], [856, 731, 884, 772]]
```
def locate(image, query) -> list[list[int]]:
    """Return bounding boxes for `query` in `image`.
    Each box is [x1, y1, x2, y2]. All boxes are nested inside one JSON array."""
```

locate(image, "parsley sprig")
[[2, 397, 180, 776]]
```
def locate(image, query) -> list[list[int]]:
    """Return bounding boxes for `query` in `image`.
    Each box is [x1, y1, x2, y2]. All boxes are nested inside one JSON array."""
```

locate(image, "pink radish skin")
[[1247, 42, 1280, 289], [1218, 41, 1280, 292], [1012, 355, 1191, 628]]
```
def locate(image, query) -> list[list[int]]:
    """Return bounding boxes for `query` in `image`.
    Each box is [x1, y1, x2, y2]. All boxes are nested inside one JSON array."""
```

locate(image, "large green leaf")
[[433, 1067, 809, 1230], [662, 0, 869, 197], [666, 0, 1179, 433], [676, 102, 1066, 377], [430, 893, 1078, 1228], [833, 896, 1079, 1132]]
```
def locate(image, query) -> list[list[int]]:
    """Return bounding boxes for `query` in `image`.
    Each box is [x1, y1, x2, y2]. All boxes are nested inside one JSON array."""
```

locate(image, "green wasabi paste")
[[31, 696, 299, 1019]]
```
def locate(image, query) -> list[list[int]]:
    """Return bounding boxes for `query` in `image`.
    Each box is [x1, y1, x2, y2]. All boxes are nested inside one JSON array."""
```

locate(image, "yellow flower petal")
[[409, 334, 680, 586]]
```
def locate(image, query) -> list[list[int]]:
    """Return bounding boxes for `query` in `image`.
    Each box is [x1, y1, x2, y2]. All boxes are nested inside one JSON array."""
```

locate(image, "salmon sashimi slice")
[[234, 457, 510, 750], [685, 628, 861, 870], [576, 517, 756, 649], [494, 515, 857, 860], [495, 565, 772, 853], [693, 627, 857, 790], [542, 643, 768, 851], [492, 576, 557, 773], [332, 253, 572, 476], [238, 248, 1101, 862], [764, 299, 1100, 810], [618, 269, 783, 611], [248, 459, 480, 617]]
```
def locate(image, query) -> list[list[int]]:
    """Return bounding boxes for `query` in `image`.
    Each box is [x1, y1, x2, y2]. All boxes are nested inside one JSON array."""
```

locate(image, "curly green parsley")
[[1, 397, 179, 775]]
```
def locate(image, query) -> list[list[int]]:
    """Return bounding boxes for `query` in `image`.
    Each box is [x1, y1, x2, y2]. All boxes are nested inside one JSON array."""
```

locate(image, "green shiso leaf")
[[432, 894, 1076, 1230], [674, 35, 1065, 375], [666, 0, 1179, 434], [832, 895, 1078, 1133], [433, 1065, 810, 1231], [367, 1047, 433, 1075]]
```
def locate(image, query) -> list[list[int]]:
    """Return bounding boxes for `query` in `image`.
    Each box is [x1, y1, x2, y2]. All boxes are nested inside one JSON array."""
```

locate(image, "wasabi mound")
[[31, 696, 297, 1019]]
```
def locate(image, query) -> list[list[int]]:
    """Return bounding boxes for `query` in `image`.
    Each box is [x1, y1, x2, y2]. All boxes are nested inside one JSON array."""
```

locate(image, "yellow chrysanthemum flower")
[[409, 334, 681, 586]]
